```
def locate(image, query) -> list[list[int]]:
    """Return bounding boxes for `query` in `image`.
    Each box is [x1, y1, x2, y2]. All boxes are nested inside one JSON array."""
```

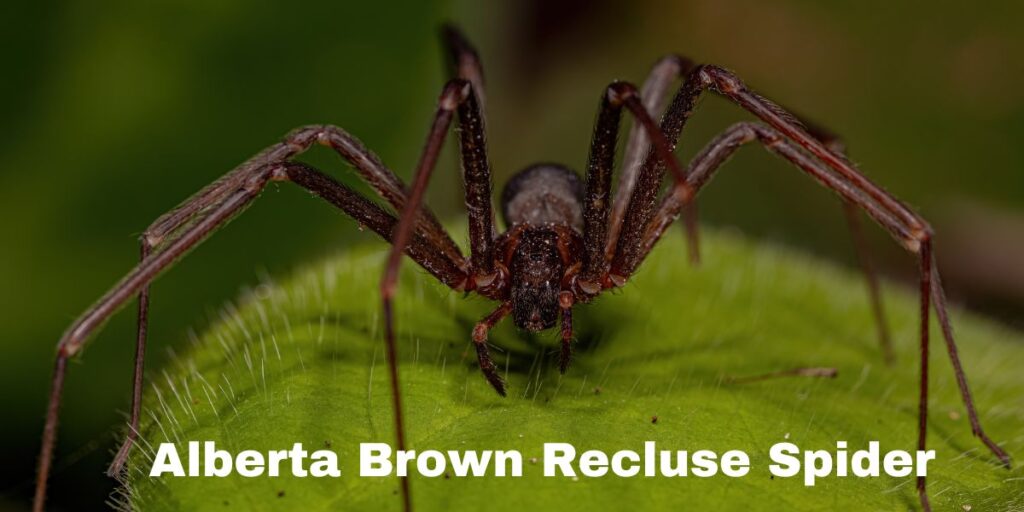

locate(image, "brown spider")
[[33, 25, 1009, 512]]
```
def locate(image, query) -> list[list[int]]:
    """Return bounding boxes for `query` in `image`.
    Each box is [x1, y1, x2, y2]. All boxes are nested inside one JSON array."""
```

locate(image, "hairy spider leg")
[[612, 60, 894, 361], [792, 117, 894, 364], [614, 111, 1009, 511], [608, 54, 694, 257], [33, 94, 496, 511], [103, 125, 469, 481]]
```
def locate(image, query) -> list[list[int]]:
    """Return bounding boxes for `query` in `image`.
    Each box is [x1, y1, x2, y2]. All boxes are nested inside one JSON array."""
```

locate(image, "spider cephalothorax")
[[499, 164, 586, 332], [506, 227, 571, 332], [32, 24, 1009, 512]]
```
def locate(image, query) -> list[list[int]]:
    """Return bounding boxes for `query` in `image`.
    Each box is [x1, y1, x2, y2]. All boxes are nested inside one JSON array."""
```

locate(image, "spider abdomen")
[[500, 163, 584, 231]]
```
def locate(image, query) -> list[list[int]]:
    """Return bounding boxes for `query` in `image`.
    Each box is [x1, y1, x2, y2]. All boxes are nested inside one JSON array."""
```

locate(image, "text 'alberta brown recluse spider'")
[[33, 25, 1010, 512]]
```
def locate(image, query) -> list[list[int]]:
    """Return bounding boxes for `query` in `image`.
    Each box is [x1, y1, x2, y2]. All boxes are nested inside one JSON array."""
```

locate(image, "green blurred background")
[[2, 0, 1022, 509]]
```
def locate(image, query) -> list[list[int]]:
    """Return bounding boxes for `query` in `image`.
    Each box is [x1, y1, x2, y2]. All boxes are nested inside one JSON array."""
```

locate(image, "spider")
[[33, 25, 1009, 512]]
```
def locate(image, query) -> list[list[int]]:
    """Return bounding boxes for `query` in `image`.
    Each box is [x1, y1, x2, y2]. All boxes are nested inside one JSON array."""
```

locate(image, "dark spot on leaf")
[[651, 415, 658, 424], [277, 490, 285, 498]]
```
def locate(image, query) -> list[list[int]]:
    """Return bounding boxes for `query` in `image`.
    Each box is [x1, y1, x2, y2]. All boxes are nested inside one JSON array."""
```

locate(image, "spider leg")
[[296, 151, 473, 512], [441, 24, 487, 112], [107, 242, 152, 479], [141, 126, 465, 267], [555, 81, 690, 376], [917, 242, 934, 512], [307, 125, 466, 265], [559, 305, 573, 374], [34, 119, 473, 511], [610, 70, 706, 275], [578, 81, 691, 292], [455, 85, 498, 280], [141, 123, 470, 280], [440, 26, 498, 280], [378, 75, 510, 509], [381, 73, 505, 411], [607, 55, 693, 257], [690, 64, 923, 231], [101, 125, 471, 484], [105, 124, 473, 478], [795, 118, 894, 364], [471, 302, 513, 395], [843, 200, 895, 364], [36, 176, 266, 512], [579, 84, 626, 287], [631, 120, 1009, 511], [615, 63, 901, 365]]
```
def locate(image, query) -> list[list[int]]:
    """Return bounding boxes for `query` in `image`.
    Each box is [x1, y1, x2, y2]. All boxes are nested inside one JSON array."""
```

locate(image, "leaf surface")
[[127, 229, 1024, 511]]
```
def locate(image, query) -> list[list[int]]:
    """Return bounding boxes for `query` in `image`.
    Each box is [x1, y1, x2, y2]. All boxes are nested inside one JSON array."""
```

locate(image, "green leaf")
[[125, 229, 1024, 510]]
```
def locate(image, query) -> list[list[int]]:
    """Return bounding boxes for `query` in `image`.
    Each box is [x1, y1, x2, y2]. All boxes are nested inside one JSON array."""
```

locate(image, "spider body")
[[31, 24, 1010, 512], [500, 164, 586, 332]]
